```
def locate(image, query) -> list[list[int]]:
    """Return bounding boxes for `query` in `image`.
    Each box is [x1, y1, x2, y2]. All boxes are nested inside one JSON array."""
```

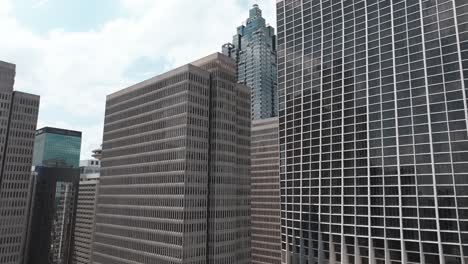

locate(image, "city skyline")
[[0, 0, 276, 159], [1, 1, 468, 264]]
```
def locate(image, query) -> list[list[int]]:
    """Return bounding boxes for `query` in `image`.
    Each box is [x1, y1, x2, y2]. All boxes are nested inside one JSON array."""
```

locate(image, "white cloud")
[[0, 0, 276, 159], [32, 0, 50, 9]]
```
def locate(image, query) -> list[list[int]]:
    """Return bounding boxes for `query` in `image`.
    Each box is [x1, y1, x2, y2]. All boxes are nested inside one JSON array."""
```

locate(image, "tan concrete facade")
[[91, 53, 250, 264], [73, 173, 99, 264], [251, 117, 281, 264], [0, 61, 40, 264]]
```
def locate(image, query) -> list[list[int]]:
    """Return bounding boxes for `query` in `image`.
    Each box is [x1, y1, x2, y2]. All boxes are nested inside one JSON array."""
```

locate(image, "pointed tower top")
[[250, 4, 262, 18]]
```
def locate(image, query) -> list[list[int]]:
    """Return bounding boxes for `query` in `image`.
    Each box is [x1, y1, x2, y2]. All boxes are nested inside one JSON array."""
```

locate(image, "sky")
[[0, 0, 276, 159]]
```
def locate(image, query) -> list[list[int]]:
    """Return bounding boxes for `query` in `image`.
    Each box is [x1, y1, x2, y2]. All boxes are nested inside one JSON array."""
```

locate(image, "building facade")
[[0, 60, 40, 264], [26, 167, 80, 264], [72, 160, 100, 264], [277, 0, 468, 263], [251, 117, 281, 264], [79, 159, 101, 176], [91, 53, 251, 264], [222, 4, 278, 120], [26, 127, 82, 264], [33, 127, 82, 168]]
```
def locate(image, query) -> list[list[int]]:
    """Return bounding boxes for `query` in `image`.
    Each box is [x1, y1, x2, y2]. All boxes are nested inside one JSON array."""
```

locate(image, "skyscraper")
[[72, 159, 100, 264], [33, 127, 82, 168], [277, 0, 468, 263], [251, 117, 281, 264], [92, 53, 251, 264], [25, 127, 82, 264], [222, 4, 278, 120], [0, 60, 40, 264], [26, 167, 80, 264]]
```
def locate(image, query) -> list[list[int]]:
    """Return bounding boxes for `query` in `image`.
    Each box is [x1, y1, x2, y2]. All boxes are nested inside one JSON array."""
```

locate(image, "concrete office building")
[[26, 167, 80, 264], [222, 4, 278, 120], [251, 117, 281, 264], [277, 0, 468, 263], [92, 53, 251, 264], [79, 159, 101, 176], [72, 160, 100, 264], [0, 60, 40, 264]]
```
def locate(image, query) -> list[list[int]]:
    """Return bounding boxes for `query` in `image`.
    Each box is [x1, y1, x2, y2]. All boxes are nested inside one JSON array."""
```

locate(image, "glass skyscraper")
[[25, 167, 80, 264], [223, 4, 278, 120], [277, 0, 468, 263], [33, 127, 82, 168]]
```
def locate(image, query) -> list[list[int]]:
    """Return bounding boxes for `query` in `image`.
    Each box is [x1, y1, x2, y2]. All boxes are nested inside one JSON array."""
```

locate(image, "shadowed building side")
[[277, 0, 468, 263]]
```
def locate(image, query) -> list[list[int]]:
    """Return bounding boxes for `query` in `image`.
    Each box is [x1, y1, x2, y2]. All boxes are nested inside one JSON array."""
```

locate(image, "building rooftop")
[[0, 60, 15, 70], [35, 127, 82, 137], [107, 63, 207, 100], [107, 53, 234, 100]]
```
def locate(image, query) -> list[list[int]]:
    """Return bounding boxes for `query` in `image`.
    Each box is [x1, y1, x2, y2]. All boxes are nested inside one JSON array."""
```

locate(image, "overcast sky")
[[0, 0, 276, 159]]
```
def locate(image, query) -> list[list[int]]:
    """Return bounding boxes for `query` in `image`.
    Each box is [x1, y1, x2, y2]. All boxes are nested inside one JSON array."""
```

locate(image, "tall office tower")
[[72, 159, 100, 264], [91, 53, 251, 264], [26, 127, 82, 264], [26, 167, 80, 264], [33, 127, 82, 168], [222, 4, 278, 120], [277, 0, 468, 263], [0, 60, 40, 264], [251, 117, 281, 264]]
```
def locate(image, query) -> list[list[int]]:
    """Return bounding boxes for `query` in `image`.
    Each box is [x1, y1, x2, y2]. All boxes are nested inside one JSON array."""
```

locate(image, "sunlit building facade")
[[72, 160, 100, 264], [92, 53, 251, 264], [251, 117, 281, 264]]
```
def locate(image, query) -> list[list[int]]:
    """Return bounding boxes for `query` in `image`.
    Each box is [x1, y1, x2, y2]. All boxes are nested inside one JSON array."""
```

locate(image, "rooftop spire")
[[250, 4, 262, 18]]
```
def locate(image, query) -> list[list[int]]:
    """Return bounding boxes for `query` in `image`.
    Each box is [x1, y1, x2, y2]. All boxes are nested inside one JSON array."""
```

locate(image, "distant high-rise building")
[[25, 127, 82, 264], [92, 53, 251, 264], [72, 159, 100, 264], [251, 117, 281, 264], [33, 127, 82, 168], [222, 4, 277, 120], [91, 147, 102, 161], [26, 167, 80, 264], [79, 159, 101, 176], [0, 60, 40, 264], [277, 1, 468, 263]]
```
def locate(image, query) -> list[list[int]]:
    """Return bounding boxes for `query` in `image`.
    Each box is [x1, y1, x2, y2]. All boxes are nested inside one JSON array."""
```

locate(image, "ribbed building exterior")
[[251, 117, 281, 264], [73, 161, 100, 264], [91, 53, 251, 264], [277, 0, 468, 263], [222, 4, 278, 120], [0, 60, 40, 264]]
